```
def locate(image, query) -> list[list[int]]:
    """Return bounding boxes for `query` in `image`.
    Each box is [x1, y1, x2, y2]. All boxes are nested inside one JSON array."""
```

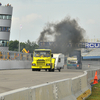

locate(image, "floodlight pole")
[[19, 24, 22, 52], [19, 28, 22, 52], [19, 29, 20, 52]]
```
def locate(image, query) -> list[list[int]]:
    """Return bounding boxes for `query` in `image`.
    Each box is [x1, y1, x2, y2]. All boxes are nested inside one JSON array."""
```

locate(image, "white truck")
[[67, 50, 82, 69], [53, 53, 65, 72]]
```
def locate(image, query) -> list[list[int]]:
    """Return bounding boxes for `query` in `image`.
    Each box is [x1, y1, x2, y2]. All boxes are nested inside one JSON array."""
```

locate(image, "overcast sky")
[[1, 0, 100, 42]]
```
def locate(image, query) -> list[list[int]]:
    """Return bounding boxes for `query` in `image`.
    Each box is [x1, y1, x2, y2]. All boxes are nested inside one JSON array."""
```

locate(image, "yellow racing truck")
[[31, 49, 55, 72]]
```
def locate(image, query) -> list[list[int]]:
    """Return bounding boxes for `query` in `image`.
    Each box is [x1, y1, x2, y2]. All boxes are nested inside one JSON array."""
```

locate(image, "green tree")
[[20, 42, 26, 52], [9, 40, 19, 51], [9, 40, 39, 53], [25, 40, 39, 53]]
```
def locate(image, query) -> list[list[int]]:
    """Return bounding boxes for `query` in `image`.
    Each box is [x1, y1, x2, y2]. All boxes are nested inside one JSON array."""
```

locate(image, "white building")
[[0, 4, 13, 50]]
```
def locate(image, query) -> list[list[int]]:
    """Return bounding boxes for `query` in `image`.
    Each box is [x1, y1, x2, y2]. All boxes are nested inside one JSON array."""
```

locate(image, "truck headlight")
[[32, 63, 36, 66], [46, 64, 50, 66]]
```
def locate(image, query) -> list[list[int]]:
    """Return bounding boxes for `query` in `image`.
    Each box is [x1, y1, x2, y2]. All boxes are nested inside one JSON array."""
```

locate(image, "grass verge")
[[86, 81, 100, 100]]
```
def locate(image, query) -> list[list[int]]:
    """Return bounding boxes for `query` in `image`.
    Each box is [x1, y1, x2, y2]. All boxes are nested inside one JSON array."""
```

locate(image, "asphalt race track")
[[0, 61, 100, 93]]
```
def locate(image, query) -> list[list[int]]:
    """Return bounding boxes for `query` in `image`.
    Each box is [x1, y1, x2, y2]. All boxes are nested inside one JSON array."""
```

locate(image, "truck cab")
[[31, 49, 55, 72], [67, 50, 82, 69]]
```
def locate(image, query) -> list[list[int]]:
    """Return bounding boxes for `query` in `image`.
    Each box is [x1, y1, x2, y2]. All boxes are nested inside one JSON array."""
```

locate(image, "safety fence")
[[0, 69, 100, 100], [0, 50, 32, 61]]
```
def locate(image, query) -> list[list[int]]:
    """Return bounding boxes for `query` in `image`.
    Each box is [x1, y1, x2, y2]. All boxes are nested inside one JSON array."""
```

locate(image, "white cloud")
[[87, 19, 95, 24], [12, 16, 20, 25], [10, 13, 42, 42], [12, 13, 41, 24], [6, 0, 100, 42], [11, 13, 41, 30], [21, 13, 41, 23]]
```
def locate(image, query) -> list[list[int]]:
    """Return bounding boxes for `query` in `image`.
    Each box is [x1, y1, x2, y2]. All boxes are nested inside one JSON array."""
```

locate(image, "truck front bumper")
[[31, 66, 51, 69]]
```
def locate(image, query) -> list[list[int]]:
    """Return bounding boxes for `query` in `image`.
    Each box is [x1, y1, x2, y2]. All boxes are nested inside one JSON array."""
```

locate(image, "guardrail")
[[0, 50, 32, 61], [0, 69, 99, 100]]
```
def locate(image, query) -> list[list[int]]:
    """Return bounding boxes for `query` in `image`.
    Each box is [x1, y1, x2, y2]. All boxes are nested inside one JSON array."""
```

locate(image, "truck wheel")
[[45, 69, 47, 71], [49, 65, 52, 72], [48, 69, 51, 72], [80, 66, 82, 69], [52, 69, 55, 72], [63, 65, 64, 69], [32, 69, 34, 71], [38, 69, 41, 71], [58, 69, 61, 72]]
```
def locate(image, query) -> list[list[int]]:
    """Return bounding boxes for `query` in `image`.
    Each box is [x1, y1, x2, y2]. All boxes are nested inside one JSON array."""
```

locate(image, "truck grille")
[[37, 60, 45, 66]]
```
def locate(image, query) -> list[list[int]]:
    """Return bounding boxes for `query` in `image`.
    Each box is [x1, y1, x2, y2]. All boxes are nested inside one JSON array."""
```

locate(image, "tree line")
[[9, 40, 39, 53]]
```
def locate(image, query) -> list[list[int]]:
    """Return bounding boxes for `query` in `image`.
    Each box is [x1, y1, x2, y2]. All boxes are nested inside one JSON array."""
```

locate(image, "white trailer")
[[53, 53, 65, 72]]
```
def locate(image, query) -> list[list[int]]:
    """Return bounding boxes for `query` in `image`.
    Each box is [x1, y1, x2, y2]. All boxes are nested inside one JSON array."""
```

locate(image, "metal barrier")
[[0, 50, 32, 61]]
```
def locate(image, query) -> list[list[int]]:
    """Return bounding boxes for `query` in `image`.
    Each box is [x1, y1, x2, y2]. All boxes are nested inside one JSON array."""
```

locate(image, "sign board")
[[85, 43, 100, 48], [39, 42, 100, 48], [39, 42, 86, 48]]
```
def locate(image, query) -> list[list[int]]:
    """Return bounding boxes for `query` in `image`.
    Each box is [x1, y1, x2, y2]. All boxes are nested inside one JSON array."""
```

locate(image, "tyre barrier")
[[0, 69, 100, 100]]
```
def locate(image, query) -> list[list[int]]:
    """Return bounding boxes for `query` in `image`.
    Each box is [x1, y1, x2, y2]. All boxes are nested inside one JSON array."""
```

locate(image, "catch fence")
[[0, 50, 32, 61]]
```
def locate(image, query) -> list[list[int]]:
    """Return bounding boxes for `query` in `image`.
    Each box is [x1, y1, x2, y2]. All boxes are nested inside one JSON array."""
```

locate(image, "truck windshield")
[[34, 51, 50, 57], [68, 60, 77, 64]]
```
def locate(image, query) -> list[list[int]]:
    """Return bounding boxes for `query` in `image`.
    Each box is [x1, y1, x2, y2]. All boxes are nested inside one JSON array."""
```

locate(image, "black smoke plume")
[[38, 17, 85, 55]]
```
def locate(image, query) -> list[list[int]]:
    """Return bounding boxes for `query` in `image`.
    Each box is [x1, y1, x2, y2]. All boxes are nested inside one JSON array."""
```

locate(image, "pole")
[[19, 29, 20, 52], [19, 24, 22, 52]]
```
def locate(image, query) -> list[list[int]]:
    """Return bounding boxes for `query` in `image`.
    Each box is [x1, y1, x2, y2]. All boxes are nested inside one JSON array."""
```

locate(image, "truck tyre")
[[45, 69, 47, 71], [32, 69, 34, 71], [49, 64, 52, 72], [38, 69, 41, 71], [52, 69, 55, 72], [58, 68, 61, 72], [63, 65, 64, 69], [79, 65, 82, 69], [48, 69, 51, 72], [52, 64, 55, 72]]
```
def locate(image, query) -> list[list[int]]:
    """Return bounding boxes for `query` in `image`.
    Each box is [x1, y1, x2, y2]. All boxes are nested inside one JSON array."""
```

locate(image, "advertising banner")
[[85, 43, 100, 48]]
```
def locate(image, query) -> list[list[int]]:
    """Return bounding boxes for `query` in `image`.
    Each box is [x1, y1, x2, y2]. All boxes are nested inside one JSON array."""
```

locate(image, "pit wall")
[[0, 69, 100, 100], [0, 60, 31, 69]]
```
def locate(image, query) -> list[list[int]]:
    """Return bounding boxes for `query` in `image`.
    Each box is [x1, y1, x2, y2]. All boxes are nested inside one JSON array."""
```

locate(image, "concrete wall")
[[0, 60, 31, 70], [0, 88, 31, 100], [0, 79, 76, 100], [31, 79, 76, 100], [0, 68, 100, 100], [72, 71, 90, 99]]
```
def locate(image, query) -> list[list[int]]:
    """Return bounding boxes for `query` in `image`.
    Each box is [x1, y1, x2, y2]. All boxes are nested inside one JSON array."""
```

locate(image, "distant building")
[[0, 4, 13, 51]]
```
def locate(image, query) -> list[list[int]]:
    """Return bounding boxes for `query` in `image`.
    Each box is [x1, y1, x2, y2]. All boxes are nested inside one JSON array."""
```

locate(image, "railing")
[[0, 50, 32, 61]]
